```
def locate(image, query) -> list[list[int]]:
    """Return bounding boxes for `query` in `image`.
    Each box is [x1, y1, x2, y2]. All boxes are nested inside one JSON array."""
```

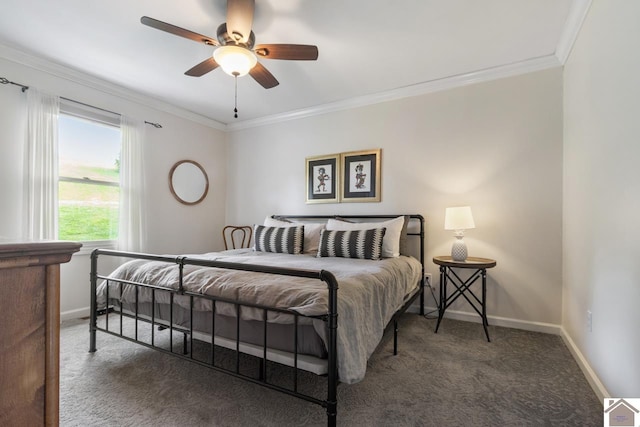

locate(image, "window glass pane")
[[59, 115, 120, 182], [58, 114, 120, 241]]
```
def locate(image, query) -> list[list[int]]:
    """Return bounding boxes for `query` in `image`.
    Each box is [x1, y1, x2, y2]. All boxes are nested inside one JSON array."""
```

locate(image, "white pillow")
[[263, 216, 325, 255], [263, 216, 290, 227], [326, 216, 405, 258]]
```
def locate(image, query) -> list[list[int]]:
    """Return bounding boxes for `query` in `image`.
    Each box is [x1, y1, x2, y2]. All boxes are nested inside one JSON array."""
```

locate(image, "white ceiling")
[[0, 0, 586, 128]]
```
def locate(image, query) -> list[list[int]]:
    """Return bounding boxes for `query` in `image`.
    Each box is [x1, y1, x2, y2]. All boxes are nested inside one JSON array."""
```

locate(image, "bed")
[[89, 214, 425, 426]]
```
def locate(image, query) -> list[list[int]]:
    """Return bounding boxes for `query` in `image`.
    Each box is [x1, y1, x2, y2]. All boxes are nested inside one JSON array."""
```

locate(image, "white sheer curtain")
[[118, 115, 146, 252], [25, 88, 60, 240]]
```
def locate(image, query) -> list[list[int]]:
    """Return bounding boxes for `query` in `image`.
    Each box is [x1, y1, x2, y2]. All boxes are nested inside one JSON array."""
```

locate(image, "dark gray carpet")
[[60, 314, 601, 426]]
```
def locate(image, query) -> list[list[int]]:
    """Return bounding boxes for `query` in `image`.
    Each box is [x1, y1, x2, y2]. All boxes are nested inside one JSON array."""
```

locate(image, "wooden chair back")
[[222, 225, 253, 250]]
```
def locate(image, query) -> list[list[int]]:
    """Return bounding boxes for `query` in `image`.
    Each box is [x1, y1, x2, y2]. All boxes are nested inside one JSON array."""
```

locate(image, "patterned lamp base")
[[451, 236, 468, 261]]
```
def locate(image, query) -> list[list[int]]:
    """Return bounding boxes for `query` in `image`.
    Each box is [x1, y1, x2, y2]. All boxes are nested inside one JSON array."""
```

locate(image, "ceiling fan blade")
[[141, 16, 218, 46], [249, 62, 279, 89], [184, 58, 220, 77], [226, 0, 255, 44], [254, 44, 319, 61]]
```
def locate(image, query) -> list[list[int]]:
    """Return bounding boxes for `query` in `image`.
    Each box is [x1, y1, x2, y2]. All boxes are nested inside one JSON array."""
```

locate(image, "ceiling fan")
[[141, 0, 319, 90]]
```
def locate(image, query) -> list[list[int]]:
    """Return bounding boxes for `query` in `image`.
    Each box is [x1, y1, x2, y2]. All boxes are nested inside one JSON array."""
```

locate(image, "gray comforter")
[[97, 249, 422, 384]]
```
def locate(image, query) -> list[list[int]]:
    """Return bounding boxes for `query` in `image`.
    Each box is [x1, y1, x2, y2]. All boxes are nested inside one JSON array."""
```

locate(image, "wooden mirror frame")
[[168, 160, 209, 205]]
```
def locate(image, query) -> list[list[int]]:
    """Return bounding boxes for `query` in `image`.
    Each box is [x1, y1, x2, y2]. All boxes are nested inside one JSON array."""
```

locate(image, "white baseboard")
[[61, 306, 90, 321], [410, 304, 561, 335], [560, 327, 609, 402], [409, 302, 608, 401]]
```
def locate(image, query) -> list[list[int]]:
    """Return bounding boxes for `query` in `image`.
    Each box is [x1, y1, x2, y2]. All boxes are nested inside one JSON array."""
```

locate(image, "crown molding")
[[227, 54, 561, 131], [555, 0, 593, 65], [0, 43, 227, 131], [1, 41, 564, 134]]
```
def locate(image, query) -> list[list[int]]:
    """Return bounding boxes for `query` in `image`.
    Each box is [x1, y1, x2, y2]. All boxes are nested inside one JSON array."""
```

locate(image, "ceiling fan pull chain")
[[234, 74, 239, 119]]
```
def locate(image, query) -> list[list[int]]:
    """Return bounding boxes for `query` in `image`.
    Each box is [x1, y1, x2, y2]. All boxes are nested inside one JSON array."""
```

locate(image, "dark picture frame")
[[341, 149, 381, 202], [305, 154, 340, 204]]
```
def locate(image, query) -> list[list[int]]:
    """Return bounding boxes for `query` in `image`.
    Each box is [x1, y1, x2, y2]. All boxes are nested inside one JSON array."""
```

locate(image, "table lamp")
[[444, 206, 475, 261]]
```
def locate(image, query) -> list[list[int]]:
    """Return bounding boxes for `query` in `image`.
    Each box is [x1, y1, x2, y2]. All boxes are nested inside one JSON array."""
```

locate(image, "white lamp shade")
[[444, 206, 475, 231], [213, 45, 258, 77]]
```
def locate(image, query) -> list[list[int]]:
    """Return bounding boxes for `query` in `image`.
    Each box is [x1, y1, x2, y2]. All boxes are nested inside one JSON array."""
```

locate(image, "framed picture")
[[305, 154, 340, 204], [341, 149, 381, 202]]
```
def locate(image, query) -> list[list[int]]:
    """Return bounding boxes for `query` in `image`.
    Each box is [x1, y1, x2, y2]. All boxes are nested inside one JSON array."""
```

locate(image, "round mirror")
[[169, 160, 209, 205]]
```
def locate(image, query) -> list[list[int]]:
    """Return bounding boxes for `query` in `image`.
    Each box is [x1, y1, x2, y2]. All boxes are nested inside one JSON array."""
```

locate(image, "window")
[[58, 103, 121, 242]]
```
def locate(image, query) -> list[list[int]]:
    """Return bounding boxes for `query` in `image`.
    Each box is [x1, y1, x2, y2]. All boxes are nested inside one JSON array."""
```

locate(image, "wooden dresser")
[[0, 240, 81, 426]]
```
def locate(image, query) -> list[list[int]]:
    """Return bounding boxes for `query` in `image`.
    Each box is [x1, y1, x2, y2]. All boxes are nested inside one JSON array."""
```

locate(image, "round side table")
[[432, 256, 497, 341]]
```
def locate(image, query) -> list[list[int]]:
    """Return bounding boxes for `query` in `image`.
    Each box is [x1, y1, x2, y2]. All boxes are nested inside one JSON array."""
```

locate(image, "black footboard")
[[90, 250, 339, 426]]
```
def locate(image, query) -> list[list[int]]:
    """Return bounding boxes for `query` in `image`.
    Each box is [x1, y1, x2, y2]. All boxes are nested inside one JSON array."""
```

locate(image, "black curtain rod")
[[1, 76, 162, 129]]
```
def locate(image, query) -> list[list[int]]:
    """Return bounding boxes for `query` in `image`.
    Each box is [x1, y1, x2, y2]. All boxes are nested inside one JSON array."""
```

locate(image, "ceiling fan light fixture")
[[213, 45, 257, 77]]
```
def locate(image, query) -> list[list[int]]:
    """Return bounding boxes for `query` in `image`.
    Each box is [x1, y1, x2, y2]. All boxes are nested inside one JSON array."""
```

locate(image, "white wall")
[[563, 0, 640, 397], [0, 57, 228, 318], [0, 72, 26, 237], [227, 68, 564, 327]]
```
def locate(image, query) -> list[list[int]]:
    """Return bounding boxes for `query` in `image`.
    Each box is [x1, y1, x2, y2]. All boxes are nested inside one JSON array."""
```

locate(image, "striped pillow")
[[254, 225, 304, 254], [317, 228, 386, 260]]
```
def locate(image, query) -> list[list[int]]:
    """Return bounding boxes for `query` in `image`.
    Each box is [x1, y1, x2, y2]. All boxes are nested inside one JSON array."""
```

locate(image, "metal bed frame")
[[89, 214, 425, 426]]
